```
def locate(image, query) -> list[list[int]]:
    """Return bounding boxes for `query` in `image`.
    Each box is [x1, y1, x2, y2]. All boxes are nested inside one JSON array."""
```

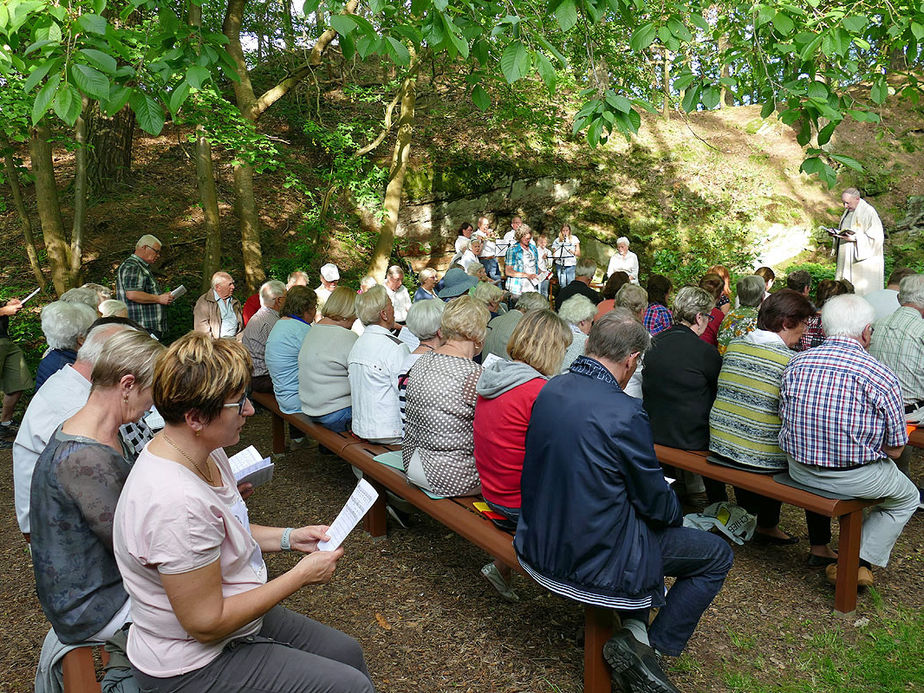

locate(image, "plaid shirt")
[[779, 336, 907, 468], [643, 303, 672, 335], [116, 254, 163, 335], [795, 313, 825, 351], [505, 241, 539, 296], [869, 306, 924, 405]]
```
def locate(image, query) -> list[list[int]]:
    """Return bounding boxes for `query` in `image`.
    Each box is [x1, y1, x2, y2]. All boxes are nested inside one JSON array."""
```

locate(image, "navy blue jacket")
[[514, 356, 682, 606]]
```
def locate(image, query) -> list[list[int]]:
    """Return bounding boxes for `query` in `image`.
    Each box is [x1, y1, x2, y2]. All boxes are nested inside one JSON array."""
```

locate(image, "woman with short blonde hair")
[[321, 286, 357, 322]]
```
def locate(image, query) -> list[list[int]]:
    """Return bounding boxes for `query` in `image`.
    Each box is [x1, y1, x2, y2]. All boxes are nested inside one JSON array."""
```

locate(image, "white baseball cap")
[[320, 263, 340, 282]]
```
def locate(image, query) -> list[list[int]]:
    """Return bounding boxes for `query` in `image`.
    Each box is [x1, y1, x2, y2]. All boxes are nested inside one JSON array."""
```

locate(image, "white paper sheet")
[[228, 445, 274, 488], [318, 479, 380, 551]]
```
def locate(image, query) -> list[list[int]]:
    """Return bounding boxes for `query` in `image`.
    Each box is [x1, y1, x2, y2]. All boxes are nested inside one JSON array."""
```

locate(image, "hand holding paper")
[[318, 479, 379, 551]]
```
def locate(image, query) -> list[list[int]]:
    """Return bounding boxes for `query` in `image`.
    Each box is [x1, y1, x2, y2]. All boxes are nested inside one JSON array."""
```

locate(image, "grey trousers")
[[131, 606, 374, 693], [787, 456, 918, 567]]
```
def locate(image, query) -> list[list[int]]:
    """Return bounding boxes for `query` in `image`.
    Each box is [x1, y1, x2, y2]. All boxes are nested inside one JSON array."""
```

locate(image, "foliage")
[[783, 262, 837, 287]]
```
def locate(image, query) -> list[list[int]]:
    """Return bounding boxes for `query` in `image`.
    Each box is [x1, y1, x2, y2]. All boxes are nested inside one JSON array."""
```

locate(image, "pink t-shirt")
[[113, 447, 267, 677]]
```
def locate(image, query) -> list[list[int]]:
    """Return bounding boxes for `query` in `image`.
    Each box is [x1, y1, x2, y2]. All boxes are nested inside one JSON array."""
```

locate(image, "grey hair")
[[616, 236, 630, 247], [575, 259, 597, 279], [672, 286, 715, 324], [90, 329, 165, 392], [614, 284, 648, 316], [898, 274, 924, 308], [821, 294, 874, 339], [456, 237, 471, 252], [135, 234, 161, 250], [515, 292, 549, 312], [386, 265, 405, 279], [472, 281, 503, 305], [359, 275, 378, 292], [60, 286, 101, 309], [98, 299, 128, 317], [81, 282, 112, 302], [259, 280, 285, 307], [211, 271, 233, 289], [842, 187, 860, 198], [466, 263, 486, 278], [736, 275, 766, 308], [355, 284, 390, 326], [40, 301, 97, 349], [286, 271, 309, 288], [77, 323, 136, 367], [558, 294, 597, 325], [586, 307, 651, 362], [405, 298, 445, 340], [418, 268, 437, 283]]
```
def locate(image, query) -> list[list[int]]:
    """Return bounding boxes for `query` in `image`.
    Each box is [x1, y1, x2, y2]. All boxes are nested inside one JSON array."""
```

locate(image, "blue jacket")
[[514, 356, 682, 606]]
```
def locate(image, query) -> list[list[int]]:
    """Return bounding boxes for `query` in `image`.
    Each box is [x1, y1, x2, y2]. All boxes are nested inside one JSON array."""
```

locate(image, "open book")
[[228, 445, 274, 488]]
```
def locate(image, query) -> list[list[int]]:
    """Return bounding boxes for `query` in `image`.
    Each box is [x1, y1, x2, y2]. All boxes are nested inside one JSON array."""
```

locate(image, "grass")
[[718, 607, 923, 692]]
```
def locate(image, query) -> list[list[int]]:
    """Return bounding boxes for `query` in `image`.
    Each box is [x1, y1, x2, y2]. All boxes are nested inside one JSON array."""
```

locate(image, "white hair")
[[41, 301, 98, 349], [386, 265, 405, 279], [76, 322, 135, 365], [616, 236, 630, 247], [821, 294, 874, 339], [211, 271, 232, 289], [60, 286, 101, 309], [286, 271, 309, 288], [135, 234, 161, 250], [98, 299, 128, 317], [355, 285, 390, 326], [575, 260, 597, 279], [898, 274, 924, 308], [405, 298, 445, 340], [558, 294, 597, 325], [259, 280, 285, 307], [360, 275, 378, 292]]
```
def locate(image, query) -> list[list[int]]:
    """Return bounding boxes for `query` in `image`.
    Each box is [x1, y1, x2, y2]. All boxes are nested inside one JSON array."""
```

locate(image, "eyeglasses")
[[144, 245, 162, 257], [223, 391, 250, 416]]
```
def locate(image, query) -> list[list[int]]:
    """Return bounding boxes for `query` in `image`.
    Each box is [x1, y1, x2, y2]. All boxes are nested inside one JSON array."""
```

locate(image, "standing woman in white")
[[606, 236, 640, 284], [551, 223, 580, 289]]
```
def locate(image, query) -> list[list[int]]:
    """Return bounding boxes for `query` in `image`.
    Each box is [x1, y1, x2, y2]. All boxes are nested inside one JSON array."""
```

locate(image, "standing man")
[[193, 271, 242, 339], [116, 234, 173, 337], [834, 188, 884, 296], [504, 225, 540, 299], [384, 266, 412, 324], [474, 216, 502, 285]]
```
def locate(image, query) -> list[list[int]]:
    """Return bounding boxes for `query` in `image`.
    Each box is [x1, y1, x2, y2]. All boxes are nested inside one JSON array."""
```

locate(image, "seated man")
[[780, 294, 919, 588], [348, 285, 409, 444], [515, 309, 733, 693], [193, 271, 242, 339], [315, 263, 340, 316], [243, 270, 308, 325], [241, 279, 285, 392], [553, 259, 601, 311]]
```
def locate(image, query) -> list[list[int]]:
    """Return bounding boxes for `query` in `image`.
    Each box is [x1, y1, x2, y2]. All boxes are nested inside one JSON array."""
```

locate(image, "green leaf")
[[302, 0, 321, 15], [681, 85, 701, 112], [103, 85, 131, 115], [535, 51, 556, 91], [870, 79, 888, 105], [554, 0, 577, 32], [701, 86, 720, 109], [471, 83, 490, 111], [186, 65, 210, 88], [816, 120, 836, 146], [760, 100, 776, 118], [830, 154, 863, 171], [23, 60, 56, 93], [386, 37, 410, 65], [673, 73, 695, 91], [798, 34, 823, 61], [630, 23, 657, 52], [604, 90, 631, 113], [441, 15, 468, 59], [169, 80, 190, 115], [129, 89, 164, 135], [71, 63, 110, 100], [667, 17, 691, 42], [32, 74, 60, 125], [587, 118, 603, 147], [772, 11, 794, 35], [842, 15, 866, 33], [500, 41, 528, 83], [535, 33, 567, 67], [79, 48, 117, 74], [799, 156, 824, 175], [329, 15, 357, 36], [807, 81, 827, 100], [689, 13, 709, 32], [77, 13, 107, 35], [53, 83, 81, 125]]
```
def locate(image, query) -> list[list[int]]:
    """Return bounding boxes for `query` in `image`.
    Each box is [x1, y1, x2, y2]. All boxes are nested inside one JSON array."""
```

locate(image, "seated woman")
[[297, 286, 358, 432], [613, 283, 649, 399], [709, 290, 835, 561], [113, 333, 373, 692], [403, 296, 490, 497], [797, 278, 848, 351], [35, 301, 98, 391], [31, 329, 164, 644], [594, 271, 630, 323], [717, 274, 765, 355], [398, 299, 446, 423], [474, 309, 571, 600], [413, 268, 439, 301], [643, 274, 673, 335], [643, 286, 726, 506], [558, 294, 597, 372], [265, 286, 318, 415], [706, 264, 732, 315], [471, 280, 504, 318], [698, 273, 727, 347]]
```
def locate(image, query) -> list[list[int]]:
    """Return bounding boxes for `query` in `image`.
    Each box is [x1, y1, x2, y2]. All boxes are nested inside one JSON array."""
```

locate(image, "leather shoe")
[[806, 553, 838, 568], [752, 530, 799, 546], [603, 628, 681, 693], [825, 563, 874, 588]]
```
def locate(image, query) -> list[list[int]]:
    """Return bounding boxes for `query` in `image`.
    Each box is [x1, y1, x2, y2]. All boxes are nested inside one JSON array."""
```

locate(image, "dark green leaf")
[[302, 0, 321, 15], [673, 73, 695, 91], [168, 80, 190, 115], [807, 81, 827, 100], [760, 100, 776, 118], [329, 15, 357, 36], [535, 51, 556, 91], [79, 48, 117, 74], [129, 89, 164, 135], [554, 0, 577, 32], [76, 13, 107, 35], [667, 17, 691, 42], [24, 39, 56, 56], [185, 65, 210, 88], [816, 121, 836, 146], [23, 60, 56, 93], [604, 90, 632, 113], [830, 154, 863, 171], [772, 12, 794, 36], [870, 79, 888, 105], [630, 23, 657, 52], [681, 86, 701, 112], [799, 156, 824, 175], [71, 63, 110, 100], [500, 41, 528, 83], [104, 85, 131, 115], [471, 83, 490, 111], [53, 83, 81, 125], [32, 74, 60, 124], [385, 37, 410, 65], [689, 13, 708, 32]]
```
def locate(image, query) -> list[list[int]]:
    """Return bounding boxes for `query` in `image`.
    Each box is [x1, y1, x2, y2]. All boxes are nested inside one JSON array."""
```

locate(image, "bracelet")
[[280, 527, 293, 551]]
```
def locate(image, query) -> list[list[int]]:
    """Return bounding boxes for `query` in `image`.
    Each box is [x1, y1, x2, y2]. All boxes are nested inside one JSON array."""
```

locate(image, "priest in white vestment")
[[835, 188, 884, 296]]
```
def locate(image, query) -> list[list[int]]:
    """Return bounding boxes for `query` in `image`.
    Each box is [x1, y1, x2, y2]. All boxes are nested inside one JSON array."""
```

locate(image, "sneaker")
[[0, 422, 17, 438], [603, 628, 681, 693], [480, 562, 519, 602], [825, 563, 874, 588], [0, 439, 12, 450]]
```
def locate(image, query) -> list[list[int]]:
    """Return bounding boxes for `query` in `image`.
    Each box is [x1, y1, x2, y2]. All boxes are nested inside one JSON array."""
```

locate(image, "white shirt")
[[13, 365, 91, 534], [863, 289, 901, 323], [551, 237, 579, 267], [385, 285, 412, 323], [214, 290, 239, 338], [455, 235, 471, 255], [606, 251, 640, 283], [460, 249, 480, 273], [474, 229, 496, 258], [347, 325, 410, 441]]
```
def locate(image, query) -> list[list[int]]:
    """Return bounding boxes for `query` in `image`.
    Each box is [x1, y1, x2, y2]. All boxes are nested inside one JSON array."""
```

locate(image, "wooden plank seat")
[[62, 645, 109, 692], [250, 390, 615, 693], [907, 426, 924, 449], [653, 445, 880, 616]]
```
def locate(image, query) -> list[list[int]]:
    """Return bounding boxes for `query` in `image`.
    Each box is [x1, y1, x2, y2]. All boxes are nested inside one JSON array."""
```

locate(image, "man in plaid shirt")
[[116, 235, 173, 337], [779, 294, 918, 589]]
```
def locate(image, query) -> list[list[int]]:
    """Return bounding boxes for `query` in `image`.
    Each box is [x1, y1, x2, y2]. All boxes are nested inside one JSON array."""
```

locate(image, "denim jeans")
[[480, 257, 502, 284], [309, 406, 352, 433], [557, 265, 575, 289], [627, 526, 733, 656]]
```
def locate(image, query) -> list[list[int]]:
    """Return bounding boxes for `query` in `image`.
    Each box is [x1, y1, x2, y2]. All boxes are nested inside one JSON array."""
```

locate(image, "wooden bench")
[[653, 445, 879, 616], [62, 645, 108, 692], [251, 390, 615, 693], [907, 426, 924, 449]]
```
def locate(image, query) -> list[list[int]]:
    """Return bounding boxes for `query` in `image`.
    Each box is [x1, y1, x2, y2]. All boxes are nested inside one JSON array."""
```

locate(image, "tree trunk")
[[368, 61, 417, 280], [719, 35, 732, 107], [662, 47, 670, 119], [86, 103, 134, 195], [3, 152, 46, 289], [69, 97, 89, 282], [281, 0, 295, 53], [29, 125, 72, 294], [233, 161, 264, 291]]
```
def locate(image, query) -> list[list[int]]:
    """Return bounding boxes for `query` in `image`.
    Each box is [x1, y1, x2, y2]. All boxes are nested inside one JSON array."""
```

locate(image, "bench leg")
[[834, 510, 861, 616], [270, 411, 285, 454], [363, 485, 388, 538], [584, 605, 613, 693]]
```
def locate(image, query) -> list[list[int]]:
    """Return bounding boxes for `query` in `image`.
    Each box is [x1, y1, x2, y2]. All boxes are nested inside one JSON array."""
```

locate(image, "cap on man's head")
[[320, 263, 340, 282]]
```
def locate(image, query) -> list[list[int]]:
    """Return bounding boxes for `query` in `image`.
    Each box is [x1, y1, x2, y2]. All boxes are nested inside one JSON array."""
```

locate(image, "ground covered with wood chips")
[[0, 412, 920, 692]]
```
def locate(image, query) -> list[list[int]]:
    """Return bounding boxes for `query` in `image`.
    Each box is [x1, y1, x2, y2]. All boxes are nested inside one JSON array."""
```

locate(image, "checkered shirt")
[[869, 306, 924, 406], [643, 303, 673, 336], [505, 241, 539, 296], [779, 336, 907, 468], [116, 254, 163, 335]]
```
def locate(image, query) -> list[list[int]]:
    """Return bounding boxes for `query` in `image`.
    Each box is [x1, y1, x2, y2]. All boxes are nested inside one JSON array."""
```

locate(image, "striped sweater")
[[708, 340, 792, 470]]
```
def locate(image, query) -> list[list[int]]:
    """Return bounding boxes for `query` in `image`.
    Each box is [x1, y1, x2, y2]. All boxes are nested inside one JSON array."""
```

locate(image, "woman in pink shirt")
[[473, 309, 572, 601], [114, 333, 373, 693]]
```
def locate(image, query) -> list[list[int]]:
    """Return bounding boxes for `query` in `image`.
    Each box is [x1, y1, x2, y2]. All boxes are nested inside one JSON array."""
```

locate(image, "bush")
[[783, 262, 836, 289]]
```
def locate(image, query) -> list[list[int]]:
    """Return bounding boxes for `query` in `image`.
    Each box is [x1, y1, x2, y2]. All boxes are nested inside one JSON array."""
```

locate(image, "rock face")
[[752, 223, 815, 268]]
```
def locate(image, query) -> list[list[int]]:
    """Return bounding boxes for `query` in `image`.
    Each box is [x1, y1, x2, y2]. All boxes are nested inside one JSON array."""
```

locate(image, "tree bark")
[[86, 103, 134, 195], [69, 97, 89, 282], [3, 152, 46, 289], [368, 57, 417, 280], [29, 125, 72, 294], [281, 0, 295, 53], [662, 47, 670, 119]]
